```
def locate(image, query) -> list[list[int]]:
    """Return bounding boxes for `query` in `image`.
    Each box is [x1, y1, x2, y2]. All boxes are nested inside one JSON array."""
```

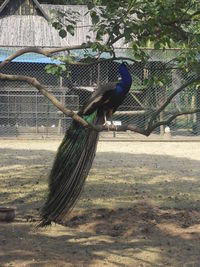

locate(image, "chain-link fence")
[[0, 47, 200, 140]]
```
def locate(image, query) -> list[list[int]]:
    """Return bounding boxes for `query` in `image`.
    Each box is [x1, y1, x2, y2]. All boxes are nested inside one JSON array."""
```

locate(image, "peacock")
[[39, 62, 132, 227]]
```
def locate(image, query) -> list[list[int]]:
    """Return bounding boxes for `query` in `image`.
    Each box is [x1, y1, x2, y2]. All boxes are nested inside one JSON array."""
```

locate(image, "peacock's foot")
[[103, 121, 111, 131]]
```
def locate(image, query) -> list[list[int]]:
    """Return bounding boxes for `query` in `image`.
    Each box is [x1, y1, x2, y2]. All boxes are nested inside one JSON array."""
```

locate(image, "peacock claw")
[[103, 121, 110, 131], [113, 124, 118, 131]]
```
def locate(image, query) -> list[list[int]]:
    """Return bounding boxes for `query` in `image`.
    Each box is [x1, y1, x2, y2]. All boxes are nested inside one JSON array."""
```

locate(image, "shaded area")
[[1, 205, 200, 267], [0, 147, 54, 219], [0, 142, 200, 266]]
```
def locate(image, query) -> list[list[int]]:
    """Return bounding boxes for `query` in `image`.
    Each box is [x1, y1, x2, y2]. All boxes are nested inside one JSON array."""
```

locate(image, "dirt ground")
[[0, 140, 200, 267]]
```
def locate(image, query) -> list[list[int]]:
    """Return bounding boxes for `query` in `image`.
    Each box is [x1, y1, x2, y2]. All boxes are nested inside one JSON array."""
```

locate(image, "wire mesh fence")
[[0, 47, 200, 140]]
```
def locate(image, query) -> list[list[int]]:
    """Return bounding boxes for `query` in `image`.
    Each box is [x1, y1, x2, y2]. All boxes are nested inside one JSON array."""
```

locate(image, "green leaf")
[[124, 27, 132, 40], [132, 43, 138, 52], [52, 22, 62, 30], [91, 11, 99, 24], [87, 2, 94, 10], [59, 29, 67, 38], [143, 78, 149, 86], [158, 80, 164, 87], [45, 65, 53, 74], [96, 28, 104, 41], [154, 42, 161, 50], [60, 65, 66, 72], [66, 25, 75, 36]]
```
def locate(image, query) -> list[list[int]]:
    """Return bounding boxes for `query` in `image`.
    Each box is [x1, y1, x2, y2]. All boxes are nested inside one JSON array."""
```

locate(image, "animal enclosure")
[[0, 48, 200, 139]]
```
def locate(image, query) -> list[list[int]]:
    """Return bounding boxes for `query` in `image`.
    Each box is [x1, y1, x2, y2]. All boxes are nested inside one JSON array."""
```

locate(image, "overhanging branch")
[[0, 44, 92, 70], [0, 46, 140, 70], [0, 72, 200, 136], [0, 73, 89, 128], [92, 108, 200, 136]]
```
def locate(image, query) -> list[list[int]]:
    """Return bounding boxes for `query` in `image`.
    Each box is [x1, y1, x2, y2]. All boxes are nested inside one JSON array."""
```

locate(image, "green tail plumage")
[[39, 111, 100, 227]]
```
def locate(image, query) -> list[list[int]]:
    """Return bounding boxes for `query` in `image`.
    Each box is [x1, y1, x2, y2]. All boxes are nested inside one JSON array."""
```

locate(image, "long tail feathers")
[[38, 111, 100, 227]]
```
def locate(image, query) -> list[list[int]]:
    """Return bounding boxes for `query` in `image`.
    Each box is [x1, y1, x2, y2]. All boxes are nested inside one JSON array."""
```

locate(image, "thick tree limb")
[[0, 72, 145, 133], [0, 72, 199, 136], [95, 108, 200, 136], [0, 73, 89, 127]]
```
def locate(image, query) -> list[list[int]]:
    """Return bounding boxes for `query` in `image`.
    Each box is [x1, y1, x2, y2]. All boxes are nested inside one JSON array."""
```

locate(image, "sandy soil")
[[0, 140, 200, 267]]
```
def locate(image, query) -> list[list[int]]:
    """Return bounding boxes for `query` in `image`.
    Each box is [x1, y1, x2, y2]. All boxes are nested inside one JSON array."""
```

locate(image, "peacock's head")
[[119, 62, 129, 75]]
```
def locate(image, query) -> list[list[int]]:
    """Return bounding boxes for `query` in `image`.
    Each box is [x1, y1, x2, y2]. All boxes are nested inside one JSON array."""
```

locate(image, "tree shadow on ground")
[[0, 148, 55, 219], [0, 147, 200, 266], [1, 203, 200, 266], [82, 151, 200, 212]]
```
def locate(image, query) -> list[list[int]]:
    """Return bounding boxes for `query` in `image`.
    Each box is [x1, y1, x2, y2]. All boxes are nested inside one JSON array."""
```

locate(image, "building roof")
[[0, 14, 70, 47], [0, 0, 49, 20], [0, 2, 126, 48]]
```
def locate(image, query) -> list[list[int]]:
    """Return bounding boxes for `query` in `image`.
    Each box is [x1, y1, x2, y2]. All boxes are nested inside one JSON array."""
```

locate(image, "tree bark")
[[196, 88, 200, 135]]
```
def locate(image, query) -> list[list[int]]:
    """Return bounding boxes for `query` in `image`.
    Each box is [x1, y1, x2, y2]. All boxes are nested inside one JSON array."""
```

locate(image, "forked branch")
[[149, 75, 200, 127], [0, 72, 199, 136]]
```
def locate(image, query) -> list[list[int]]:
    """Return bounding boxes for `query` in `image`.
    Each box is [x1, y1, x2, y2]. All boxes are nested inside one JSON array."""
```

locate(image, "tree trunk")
[[196, 88, 200, 135]]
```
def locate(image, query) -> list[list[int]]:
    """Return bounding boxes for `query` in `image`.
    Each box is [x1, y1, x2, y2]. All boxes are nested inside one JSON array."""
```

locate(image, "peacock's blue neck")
[[121, 71, 132, 88], [119, 65, 132, 92], [114, 64, 132, 96]]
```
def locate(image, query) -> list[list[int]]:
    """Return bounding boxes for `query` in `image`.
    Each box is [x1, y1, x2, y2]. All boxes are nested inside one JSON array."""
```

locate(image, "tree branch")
[[0, 44, 93, 70], [146, 109, 200, 135], [0, 72, 199, 136], [74, 56, 139, 65], [0, 46, 140, 70], [0, 73, 89, 128], [148, 75, 200, 127], [93, 108, 200, 136], [0, 72, 147, 134]]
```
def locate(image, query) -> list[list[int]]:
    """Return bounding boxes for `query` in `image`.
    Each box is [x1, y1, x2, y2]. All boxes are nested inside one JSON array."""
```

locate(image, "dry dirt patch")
[[0, 140, 200, 267]]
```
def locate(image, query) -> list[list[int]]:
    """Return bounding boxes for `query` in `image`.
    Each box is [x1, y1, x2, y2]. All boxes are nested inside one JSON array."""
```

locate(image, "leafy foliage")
[[46, 0, 200, 87], [50, 8, 79, 38], [86, 0, 200, 71], [39, 0, 103, 5], [45, 56, 72, 77]]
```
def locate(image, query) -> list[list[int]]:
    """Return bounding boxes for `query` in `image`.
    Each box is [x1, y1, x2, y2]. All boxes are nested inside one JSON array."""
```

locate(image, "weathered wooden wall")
[[0, 3, 126, 47]]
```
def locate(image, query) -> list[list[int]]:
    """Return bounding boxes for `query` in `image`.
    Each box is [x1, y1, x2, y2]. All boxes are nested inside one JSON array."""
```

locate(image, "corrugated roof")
[[0, 47, 60, 63]]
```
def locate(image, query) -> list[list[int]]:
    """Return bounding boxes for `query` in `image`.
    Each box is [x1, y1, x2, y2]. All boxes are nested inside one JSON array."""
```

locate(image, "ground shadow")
[[0, 145, 200, 266]]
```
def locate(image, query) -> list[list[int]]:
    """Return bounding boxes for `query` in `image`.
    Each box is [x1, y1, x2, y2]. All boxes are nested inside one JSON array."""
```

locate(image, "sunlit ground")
[[0, 140, 200, 267]]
